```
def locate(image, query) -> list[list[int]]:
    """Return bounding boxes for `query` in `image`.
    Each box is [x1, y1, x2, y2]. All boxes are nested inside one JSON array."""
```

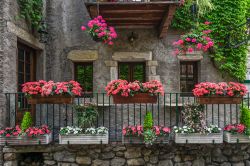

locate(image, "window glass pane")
[[75, 63, 93, 92], [18, 61, 24, 73], [180, 62, 197, 93], [76, 65, 85, 87], [18, 48, 25, 61], [26, 53, 31, 63], [133, 64, 144, 82], [119, 64, 129, 81]]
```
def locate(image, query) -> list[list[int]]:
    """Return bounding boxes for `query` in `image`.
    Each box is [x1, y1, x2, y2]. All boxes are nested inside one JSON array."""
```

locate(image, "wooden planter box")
[[224, 132, 250, 143], [113, 93, 157, 104], [0, 133, 52, 146], [175, 132, 223, 144], [122, 135, 169, 144], [59, 134, 109, 144], [196, 96, 242, 104], [28, 95, 74, 104]]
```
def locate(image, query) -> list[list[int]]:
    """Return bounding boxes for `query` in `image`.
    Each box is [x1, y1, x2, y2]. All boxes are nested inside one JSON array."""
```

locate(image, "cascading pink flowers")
[[193, 82, 247, 97], [122, 125, 170, 136], [81, 16, 117, 45], [173, 21, 214, 56], [22, 80, 82, 97], [105, 79, 164, 97], [224, 124, 246, 134]]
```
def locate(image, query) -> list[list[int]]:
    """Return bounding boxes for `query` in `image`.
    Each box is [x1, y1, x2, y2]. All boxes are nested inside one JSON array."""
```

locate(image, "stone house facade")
[[0, 0, 249, 166]]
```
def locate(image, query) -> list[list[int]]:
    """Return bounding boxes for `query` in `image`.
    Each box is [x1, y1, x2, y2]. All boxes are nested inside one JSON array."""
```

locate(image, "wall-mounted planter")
[[224, 132, 250, 143], [28, 95, 74, 104], [113, 93, 157, 104], [177, 51, 203, 61], [59, 134, 109, 144], [196, 96, 242, 104], [122, 135, 169, 144], [0, 133, 52, 146], [175, 132, 223, 144]]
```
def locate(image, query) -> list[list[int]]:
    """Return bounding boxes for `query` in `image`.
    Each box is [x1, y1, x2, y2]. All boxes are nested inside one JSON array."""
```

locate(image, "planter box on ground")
[[0, 133, 52, 145], [122, 135, 169, 144], [224, 132, 250, 143], [175, 132, 223, 144], [59, 134, 109, 144]]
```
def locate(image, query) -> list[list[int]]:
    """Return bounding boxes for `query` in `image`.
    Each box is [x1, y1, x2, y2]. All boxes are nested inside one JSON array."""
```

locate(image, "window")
[[118, 62, 146, 82], [74, 62, 93, 92], [180, 61, 198, 93]]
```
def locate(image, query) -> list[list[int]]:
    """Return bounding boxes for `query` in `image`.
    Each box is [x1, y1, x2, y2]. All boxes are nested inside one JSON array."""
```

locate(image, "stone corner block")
[[105, 61, 118, 67], [67, 50, 98, 62], [112, 51, 152, 61], [147, 61, 158, 66], [147, 75, 160, 81]]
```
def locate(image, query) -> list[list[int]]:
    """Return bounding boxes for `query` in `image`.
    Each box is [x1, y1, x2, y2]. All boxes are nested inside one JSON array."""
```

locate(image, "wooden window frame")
[[118, 62, 146, 82], [180, 61, 198, 94], [74, 62, 94, 93]]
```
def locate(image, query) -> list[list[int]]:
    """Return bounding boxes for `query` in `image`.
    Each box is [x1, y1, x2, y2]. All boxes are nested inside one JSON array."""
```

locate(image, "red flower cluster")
[[173, 21, 214, 55], [25, 125, 51, 137], [193, 82, 247, 97], [122, 125, 171, 136], [105, 80, 164, 97], [0, 126, 21, 137], [224, 124, 246, 134], [81, 16, 117, 45], [22, 80, 82, 97]]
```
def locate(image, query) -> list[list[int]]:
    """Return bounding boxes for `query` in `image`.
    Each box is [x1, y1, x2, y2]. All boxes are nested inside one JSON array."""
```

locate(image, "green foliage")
[[21, 112, 33, 132], [143, 112, 153, 130], [74, 103, 98, 128], [17, 0, 43, 29], [240, 105, 250, 129], [143, 129, 157, 145], [172, 0, 249, 81]]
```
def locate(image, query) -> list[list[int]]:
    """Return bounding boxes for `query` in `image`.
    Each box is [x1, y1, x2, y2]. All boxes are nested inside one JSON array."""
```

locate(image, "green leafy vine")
[[17, 0, 43, 30], [172, 0, 250, 81]]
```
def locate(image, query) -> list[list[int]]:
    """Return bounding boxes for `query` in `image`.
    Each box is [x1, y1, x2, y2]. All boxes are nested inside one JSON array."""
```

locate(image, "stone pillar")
[[147, 61, 160, 81], [105, 61, 118, 81]]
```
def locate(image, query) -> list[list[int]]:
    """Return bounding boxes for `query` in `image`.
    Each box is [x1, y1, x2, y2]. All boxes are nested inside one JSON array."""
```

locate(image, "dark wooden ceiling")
[[84, 1, 181, 38]]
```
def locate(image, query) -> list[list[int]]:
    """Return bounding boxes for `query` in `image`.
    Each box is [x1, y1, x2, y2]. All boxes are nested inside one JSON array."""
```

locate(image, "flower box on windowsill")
[[196, 96, 242, 104], [0, 133, 52, 146], [113, 93, 157, 104], [59, 134, 109, 144], [28, 95, 74, 104], [177, 51, 203, 61], [224, 132, 250, 143], [122, 135, 169, 144], [175, 132, 223, 144]]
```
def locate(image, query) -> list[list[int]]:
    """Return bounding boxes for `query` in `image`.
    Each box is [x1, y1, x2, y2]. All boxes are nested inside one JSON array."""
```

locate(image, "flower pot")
[[177, 51, 203, 61], [196, 96, 242, 104], [0, 133, 52, 145], [175, 132, 223, 144], [112, 93, 157, 104], [59, 134, 109, 144], [224, 132, 250, 143], [27, 95, 74, 104], [122, 135, 169, 144]]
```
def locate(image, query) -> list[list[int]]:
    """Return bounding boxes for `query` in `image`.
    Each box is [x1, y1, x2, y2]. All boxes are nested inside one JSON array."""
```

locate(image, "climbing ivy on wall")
[[171, 0, 250, 81], [17, 0, 43, 30]]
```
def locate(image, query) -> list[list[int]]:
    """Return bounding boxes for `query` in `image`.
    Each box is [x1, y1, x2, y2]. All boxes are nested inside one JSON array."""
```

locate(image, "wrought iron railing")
[[3, 92, 249, 142]]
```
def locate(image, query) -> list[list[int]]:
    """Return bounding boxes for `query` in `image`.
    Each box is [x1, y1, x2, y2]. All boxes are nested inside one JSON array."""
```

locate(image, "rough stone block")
[[4, 153, 16, 161], [127, 158, 145, 166], [76, 156, 91, 165], [53, 151, 75, 162]]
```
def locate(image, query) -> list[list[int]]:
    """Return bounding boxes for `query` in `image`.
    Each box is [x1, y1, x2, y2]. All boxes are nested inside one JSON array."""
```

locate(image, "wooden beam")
[[158, 5, 177, 38]]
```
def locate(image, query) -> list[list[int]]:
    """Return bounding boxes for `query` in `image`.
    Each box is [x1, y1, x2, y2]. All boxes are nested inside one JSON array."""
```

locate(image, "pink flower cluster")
[[173, 21, 214, 55], [193, 82, 247, 97], [25, 125, 51, 137], [0, 125, 21, 137], [122, 125, 171, 136], [81, 16, 117, 45], [224, 124, 246, 134], [22, 80, 82, 97], [105, 79, 164, 97]]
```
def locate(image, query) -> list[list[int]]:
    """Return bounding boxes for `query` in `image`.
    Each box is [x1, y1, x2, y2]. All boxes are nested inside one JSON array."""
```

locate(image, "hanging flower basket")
[[27, 95, 74, 104], [113, 93, 157, 104], [196, 96, 242, 104]]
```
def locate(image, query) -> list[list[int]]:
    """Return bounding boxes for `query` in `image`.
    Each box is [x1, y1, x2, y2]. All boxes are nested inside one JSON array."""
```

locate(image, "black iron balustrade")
[[3, 92, 248, 143]]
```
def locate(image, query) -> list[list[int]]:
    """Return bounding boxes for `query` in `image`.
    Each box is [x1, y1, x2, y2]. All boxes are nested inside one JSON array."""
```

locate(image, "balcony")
[[4, 92, 245, 143], [84, 0, 182, 38]]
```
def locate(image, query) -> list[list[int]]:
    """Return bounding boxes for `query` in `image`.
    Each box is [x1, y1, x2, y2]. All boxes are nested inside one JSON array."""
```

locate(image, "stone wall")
[[3, 144, 250, 166]]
